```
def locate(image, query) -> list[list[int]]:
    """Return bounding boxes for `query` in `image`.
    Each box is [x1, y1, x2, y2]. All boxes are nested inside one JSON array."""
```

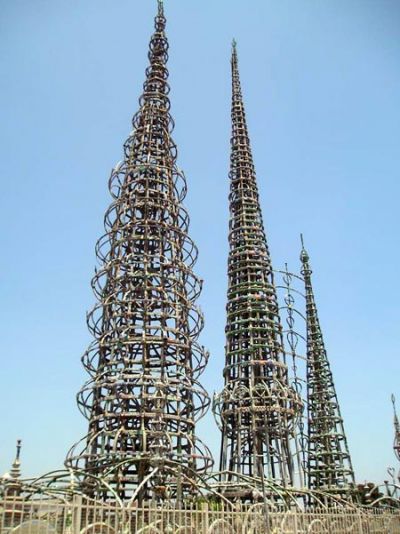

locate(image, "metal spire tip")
[[231, 39, 238, 60], [16, 439, 21, 461], [300, 234, 309, 263]]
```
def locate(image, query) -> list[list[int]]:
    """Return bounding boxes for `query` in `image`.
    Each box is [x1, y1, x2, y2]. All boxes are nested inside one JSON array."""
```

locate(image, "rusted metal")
[[213, 41, 303, 503], [65, 0, 212, 502], [300, 236, 355, 501], [3, 1, 398, 514]]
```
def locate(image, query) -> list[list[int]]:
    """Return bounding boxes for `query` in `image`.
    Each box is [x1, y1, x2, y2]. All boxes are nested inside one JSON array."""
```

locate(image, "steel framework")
[[65, 0, 212, 502], [213, 42, 302, 501], [392, 395, 400, 464], [300, 237, 355, 499]]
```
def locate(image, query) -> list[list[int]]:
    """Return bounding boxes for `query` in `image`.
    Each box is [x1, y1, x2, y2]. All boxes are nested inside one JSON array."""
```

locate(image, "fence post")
[[71, 494, 83, 534], [201, 502, 209, 534], [292, 511, 298, 534], [357, 510, 364, 534]]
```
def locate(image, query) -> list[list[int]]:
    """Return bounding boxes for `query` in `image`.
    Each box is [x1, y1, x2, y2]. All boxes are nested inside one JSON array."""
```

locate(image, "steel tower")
[[214, 42, 302, 499], [66, 0, 212, 501], [391, 395, 400, 463], [300, 237, 355, 499]]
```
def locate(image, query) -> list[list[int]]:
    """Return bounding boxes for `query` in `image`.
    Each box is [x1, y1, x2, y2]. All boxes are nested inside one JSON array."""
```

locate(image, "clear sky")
[[1, 0, 399, 486]]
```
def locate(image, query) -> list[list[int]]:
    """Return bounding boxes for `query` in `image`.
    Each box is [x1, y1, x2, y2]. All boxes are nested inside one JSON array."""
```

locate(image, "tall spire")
[[392, 395, 400, 462], [300, 236, 355, 499], [65, 2, 212, 502], [214, 43, 302, 498]]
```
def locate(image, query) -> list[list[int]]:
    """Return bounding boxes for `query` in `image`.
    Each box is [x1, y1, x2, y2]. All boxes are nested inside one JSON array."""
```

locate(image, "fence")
[[1, 497, 400, 534]]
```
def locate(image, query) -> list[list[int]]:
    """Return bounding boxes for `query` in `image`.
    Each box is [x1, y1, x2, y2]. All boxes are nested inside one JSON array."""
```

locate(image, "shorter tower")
[[391, 395, 400, 463], [300, 238, 355, 499], [2, 440, 22, 498]]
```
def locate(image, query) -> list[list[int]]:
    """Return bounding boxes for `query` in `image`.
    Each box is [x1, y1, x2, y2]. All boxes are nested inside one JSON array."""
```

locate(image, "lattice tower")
[[300, 237, 355, 499], [392, 395, 400, 463], [65, 1, 212, 502], [214, 42, 302, 500]]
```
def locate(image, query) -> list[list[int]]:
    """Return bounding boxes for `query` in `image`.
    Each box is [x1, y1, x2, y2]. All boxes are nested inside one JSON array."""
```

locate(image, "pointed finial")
[[16, 439, 21, 461], [392, 394, 398, 416], [300, 233, 309, 263], [158, 0, 164, 15], [9, 439, 22, 480], [231, 39, 238, 64]]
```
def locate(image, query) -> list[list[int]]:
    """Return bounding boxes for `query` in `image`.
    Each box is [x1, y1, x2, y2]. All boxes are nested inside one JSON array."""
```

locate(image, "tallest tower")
[[66, 1, 212, 502], [215, 43, 302, 498]]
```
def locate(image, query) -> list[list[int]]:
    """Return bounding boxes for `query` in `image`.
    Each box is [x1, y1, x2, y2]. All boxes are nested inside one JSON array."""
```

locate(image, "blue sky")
[[0, 0, 399, 485]]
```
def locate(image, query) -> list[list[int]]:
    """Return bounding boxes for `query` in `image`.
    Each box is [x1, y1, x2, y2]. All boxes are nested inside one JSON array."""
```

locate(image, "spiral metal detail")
[[65, 2, 213, 501]]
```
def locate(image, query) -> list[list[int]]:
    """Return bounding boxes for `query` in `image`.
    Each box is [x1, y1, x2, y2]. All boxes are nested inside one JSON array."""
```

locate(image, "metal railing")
[[1, 497, 400, 534]]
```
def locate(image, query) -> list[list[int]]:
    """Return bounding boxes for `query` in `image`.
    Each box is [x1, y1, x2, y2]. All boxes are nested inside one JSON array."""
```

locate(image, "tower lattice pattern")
[[392, 395, 400, 463], [66, 1, 212, 501], [214, 43, 302, 498], [300, 239, 355, 498]]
